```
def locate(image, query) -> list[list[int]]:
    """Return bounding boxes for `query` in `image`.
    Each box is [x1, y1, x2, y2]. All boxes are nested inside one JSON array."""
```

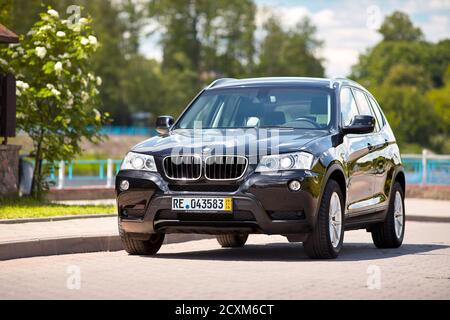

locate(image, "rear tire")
[[371, 182, 405, 248], [303, 180, 345, 259], [119, 220, 165, 255], [216, 234, 248, 248]]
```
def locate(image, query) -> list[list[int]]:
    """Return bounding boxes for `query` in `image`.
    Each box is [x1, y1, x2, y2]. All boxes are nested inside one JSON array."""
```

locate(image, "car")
[[116, 77, 406, 259]]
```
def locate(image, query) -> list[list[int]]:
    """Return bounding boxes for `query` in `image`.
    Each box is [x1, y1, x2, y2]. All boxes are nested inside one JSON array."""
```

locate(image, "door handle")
[[367, 143, 374, 151]]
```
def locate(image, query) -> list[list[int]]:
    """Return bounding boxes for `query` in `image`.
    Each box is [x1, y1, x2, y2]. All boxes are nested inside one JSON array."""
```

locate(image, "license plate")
[[172, 197, 233, 212]]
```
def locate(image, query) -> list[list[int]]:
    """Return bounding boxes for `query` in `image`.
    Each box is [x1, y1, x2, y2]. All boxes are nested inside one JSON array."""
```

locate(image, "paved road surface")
[[1, 221, 449, 300]]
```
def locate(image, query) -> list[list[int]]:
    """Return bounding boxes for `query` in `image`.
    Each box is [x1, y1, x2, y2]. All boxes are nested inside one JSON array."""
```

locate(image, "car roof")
[[207, 77, 368, 92]]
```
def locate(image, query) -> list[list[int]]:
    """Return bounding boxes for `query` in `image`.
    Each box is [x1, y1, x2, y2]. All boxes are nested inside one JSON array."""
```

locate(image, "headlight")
[[121, 152, 157, 172], [256, 152, 314, 172]]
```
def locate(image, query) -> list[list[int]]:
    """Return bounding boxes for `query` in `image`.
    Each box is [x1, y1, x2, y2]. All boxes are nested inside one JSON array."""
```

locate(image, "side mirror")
[[156, 116, 174, 135], [343, 115, 375, 135]]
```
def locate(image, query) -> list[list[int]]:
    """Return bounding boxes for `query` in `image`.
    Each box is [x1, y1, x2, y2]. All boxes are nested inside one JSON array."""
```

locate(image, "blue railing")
[[402, 154, 450, 185], [49, 160, 122, 182], [403, 158, 423, 184], [99, 126, 158, 136], [427, 159, 450, 185], [46, 154, 450, 188]]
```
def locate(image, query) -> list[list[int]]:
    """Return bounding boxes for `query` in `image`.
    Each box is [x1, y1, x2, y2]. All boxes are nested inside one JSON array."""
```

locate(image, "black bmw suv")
[[116, 77, 405, 259]]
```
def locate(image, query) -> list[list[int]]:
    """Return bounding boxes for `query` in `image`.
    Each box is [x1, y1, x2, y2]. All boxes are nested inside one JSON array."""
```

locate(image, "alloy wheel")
[[329, 192, 342, 248], [394, 191, 404, 239]]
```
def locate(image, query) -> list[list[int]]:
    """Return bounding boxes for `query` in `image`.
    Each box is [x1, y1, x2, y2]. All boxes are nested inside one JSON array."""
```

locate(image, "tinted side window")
[[340, 87, 359, 127], [353, 89, 374, 117], [368, 95, 385, 128], [353, 89, 379, 132]]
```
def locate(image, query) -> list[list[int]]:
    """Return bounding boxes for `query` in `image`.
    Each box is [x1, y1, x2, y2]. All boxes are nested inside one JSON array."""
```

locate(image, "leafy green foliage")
[[427, 66, 450, 153], [256, 16, 324, 77], [149, 0, 257, 77], [0, 8, 109, 198], [0, 197, 114, 219], [2, 0, 326, 123], [351, 11, 449, 153], [378, 11, 424, 42]]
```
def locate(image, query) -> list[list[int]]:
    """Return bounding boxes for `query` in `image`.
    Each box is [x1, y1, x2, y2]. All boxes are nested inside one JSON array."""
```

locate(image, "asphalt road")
[[0, 221, 449, 300]]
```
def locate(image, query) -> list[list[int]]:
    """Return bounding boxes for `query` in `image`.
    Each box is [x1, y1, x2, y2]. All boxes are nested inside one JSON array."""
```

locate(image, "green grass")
[[0, 198, 115, 220]]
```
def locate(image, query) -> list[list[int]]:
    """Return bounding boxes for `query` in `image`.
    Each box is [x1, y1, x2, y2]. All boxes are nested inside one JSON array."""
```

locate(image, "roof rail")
[[332, 77, 352, 82], [332, 77, 364, 88], [207, 78, 237, 89]]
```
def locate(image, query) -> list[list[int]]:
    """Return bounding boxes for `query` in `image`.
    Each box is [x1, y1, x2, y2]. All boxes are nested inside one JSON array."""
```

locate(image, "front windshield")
[[175, 87, 333, 130]]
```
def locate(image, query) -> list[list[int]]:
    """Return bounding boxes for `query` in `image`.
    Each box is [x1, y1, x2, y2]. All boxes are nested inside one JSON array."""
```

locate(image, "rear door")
[[367, 94, 392, 210]]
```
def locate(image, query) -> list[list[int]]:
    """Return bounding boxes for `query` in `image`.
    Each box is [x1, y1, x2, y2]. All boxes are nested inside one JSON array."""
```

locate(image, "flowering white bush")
[[0, 7, 109, 198]]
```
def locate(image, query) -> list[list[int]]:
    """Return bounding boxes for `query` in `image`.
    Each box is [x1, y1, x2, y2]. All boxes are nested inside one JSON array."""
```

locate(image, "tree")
[[350, 11, 449, 152], [256, 16, 324, 77], [383, 63, 432, 92], [120, 56, 163, 116], [351, 11, 432, 87], [148, 0, 256, 76], [0, 0, 13, 26], [350, 41, 431, 86], [202, 0, 257, 77], [0, 0, 43, 34], [3, 0, 146, 125], [378, 11, 423, 42], [427, 66, 450, 152], [428, 39, 450, 87], [0, 7, 109, 198], [372, 65, 438, 146]]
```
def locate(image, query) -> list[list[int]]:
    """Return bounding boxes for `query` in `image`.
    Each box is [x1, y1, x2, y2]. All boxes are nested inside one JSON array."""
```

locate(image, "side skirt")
[[344, 208, 387, 231]]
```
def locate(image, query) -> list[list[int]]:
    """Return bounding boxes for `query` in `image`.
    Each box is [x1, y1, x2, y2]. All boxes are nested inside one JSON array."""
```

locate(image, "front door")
[[339, 87, 377, 214]]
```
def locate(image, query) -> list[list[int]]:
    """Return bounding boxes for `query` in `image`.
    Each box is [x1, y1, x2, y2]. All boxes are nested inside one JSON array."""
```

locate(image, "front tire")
[[303, 180, 345, 259], [216, 234, 248, 248], [119, 220, 165, 255], [371, 182, 405, 248]]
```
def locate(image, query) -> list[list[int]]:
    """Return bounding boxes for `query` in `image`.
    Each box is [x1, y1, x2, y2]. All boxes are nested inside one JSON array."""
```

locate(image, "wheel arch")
[[394, 169, 406, 194], [317, 162, 347, 215]]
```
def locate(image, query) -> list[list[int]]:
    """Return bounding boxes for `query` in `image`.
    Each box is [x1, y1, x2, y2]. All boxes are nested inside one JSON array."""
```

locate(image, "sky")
[[139, 0, 450, 77]]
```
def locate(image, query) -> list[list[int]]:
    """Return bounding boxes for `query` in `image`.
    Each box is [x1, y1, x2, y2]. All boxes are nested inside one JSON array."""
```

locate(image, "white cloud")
[[140, 36, 163, 61], [139, 21, 163, 61], [256, 4, 381, 77], [313, 9, 339, 29], [429, 0, 450, 10], [322, 47, 360, 77], [256, 5, 310, 29], [422, 15, 450, 42]]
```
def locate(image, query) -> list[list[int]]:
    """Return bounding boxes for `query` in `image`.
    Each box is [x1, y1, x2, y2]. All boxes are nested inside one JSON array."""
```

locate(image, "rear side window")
[[352, 88, 379, 132], [367, 95, 385, 129], [353, 89, 374, 116], [340, 87, 359, 127]]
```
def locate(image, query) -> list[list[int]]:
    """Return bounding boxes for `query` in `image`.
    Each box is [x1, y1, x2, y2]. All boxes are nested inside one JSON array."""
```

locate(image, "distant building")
[[0, 24, 19, 44], [0, 24, 20, 197]]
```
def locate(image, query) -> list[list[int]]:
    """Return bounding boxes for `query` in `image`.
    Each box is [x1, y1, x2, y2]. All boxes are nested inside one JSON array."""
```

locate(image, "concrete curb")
[[0, 214, 115, 225], [0, 234, 213, 261], [2, 213, 449, 225], [0, 214, 448, 261], [0, 235, 122, 261], [406, 215, 450, 223]]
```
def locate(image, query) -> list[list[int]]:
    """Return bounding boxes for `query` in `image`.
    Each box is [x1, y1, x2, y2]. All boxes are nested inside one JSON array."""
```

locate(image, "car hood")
[[131, 129, 330, 157]]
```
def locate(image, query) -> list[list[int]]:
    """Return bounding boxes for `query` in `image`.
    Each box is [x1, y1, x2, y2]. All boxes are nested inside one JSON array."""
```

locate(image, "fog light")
[[288, 180, 301, 192], [120, 180, 130, 191]]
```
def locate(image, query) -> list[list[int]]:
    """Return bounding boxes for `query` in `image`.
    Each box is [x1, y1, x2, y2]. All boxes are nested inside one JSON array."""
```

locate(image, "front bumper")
[[116, 170, 322, 238]]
